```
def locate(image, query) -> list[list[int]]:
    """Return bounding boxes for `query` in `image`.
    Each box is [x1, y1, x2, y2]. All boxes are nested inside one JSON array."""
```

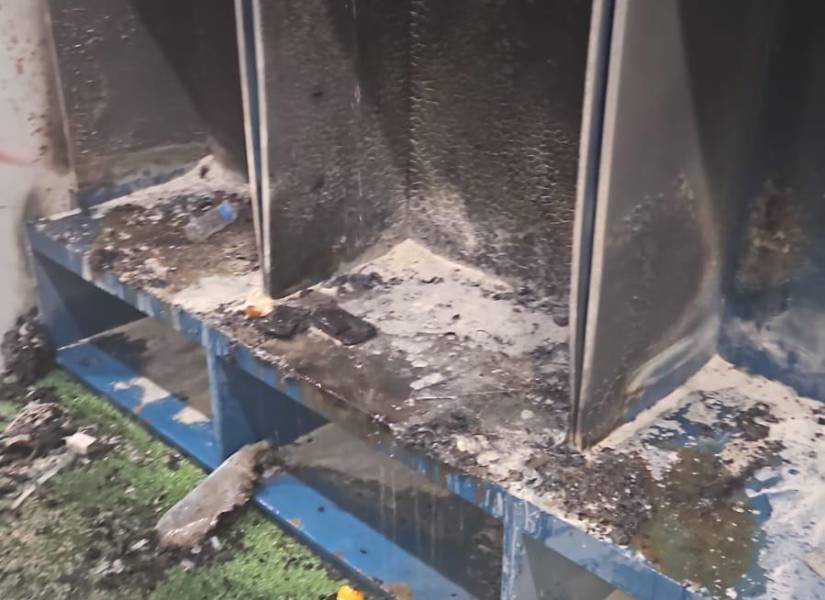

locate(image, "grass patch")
[[0, 371, 347, 600]]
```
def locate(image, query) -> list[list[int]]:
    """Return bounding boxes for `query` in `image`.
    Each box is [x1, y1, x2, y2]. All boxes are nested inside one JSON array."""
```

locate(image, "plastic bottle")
[[184, 199, 238, 242]]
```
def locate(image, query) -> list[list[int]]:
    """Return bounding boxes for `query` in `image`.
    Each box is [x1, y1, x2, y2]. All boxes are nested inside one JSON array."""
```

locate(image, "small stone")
[[64, 431, 98, 456], [521, 409, 535, 420], [180, 558, 196, 571], [410, 373, 445, 391]]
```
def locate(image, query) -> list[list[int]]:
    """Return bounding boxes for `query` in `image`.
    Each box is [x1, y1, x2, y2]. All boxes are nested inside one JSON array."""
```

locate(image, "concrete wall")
[[0, 0, 74, 369]]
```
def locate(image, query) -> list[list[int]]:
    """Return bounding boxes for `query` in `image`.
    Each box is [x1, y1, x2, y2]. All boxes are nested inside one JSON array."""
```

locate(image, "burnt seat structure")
[[27, 0, 825, 598]]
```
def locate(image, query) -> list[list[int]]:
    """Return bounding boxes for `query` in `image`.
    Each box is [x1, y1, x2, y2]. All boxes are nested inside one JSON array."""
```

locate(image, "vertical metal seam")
[[569, 0, 616, 446]]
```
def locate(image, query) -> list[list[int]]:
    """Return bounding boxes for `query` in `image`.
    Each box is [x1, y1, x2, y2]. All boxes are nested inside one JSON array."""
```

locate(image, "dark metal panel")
[[257, 0, 591, 298], [235, 0, 265, 275], [720, 3, 825, 402], [405, 0, 591, 296], [31, 251, 144, 348], [569, 0, 615, 437], [575, 0, 776, 447], [48, 0, 246, 205], [256, 0, 409, 296]]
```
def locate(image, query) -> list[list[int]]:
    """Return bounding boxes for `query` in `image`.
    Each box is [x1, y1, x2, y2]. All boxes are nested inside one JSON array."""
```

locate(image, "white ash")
[[91, 155, 249, 216], [599, 355, 825, 598], [333, 239, 566, 360], [172, 273, 258, 315]]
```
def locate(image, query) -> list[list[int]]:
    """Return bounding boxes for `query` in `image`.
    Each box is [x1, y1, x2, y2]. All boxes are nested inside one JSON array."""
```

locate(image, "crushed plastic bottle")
[[184, 199, 238, 242]]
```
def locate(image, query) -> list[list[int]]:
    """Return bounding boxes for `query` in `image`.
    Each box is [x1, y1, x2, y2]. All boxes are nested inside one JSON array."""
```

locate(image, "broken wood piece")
[[5, 452, 73, 511], [35, 452, 74, 485], [156, 440, 272, 549], [64, 431, 98, 456], [11, 484, 36, 510]]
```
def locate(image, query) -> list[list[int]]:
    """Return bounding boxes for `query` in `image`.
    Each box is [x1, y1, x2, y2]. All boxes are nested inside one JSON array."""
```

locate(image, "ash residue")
[[736, 182, 805, 297], [88, 194, 256, 291], [1, 309, 55, 386], [727, 400, 778, 441], [328, 271, 391, 295], [88, 246, 120, 272], [404, 409, 480, 451], [534, 445, 654, 546]]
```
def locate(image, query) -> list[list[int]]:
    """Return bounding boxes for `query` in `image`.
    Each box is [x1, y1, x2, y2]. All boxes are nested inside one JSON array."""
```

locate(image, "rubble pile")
[[1, 309, 54, 386]]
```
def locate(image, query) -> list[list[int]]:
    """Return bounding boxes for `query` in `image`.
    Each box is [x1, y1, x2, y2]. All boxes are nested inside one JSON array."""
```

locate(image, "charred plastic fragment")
[[310, 305, 377, 346], [261, 305, 311, 340]]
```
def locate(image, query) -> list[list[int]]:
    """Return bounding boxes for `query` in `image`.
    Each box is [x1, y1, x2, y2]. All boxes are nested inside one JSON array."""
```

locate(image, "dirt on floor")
[[0, 371, 351, 600]]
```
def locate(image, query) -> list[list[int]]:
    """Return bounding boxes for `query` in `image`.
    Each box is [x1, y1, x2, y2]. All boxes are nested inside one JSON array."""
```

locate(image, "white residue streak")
[[601, 355, 825, 599], [111, 376, 169, 408], [409, 372, 445, 391], [726, 308, 825, 390], [173, 406, 209, 425], [172, 272, 258, 315], [91, 155, 249, 216], [336, 239, 565, 359]]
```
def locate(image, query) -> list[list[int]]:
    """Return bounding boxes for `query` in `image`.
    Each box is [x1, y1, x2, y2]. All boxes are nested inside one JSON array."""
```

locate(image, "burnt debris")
[[260, 305, 311, 339], [88, 194, 255, 291], [1, 309, 55, 387], [310, 305, 377, 346], [246, 302, 378, 346]]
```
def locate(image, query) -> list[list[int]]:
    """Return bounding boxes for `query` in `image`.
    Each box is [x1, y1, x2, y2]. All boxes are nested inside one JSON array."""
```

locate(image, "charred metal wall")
[[48, 0, 245, 205], [720, 3, 825, 401], [257, 0, 410, 296], [575, 0, 825, 447], [574, 0, 776, 447], [258, 0, 592, 297], [406, 0, 591, 295]]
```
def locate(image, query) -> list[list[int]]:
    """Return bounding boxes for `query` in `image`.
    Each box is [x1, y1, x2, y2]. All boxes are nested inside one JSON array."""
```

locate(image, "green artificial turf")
[[0, 371, 348, 600]]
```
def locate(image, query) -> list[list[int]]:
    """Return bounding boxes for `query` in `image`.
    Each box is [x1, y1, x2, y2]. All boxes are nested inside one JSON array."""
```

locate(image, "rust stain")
[[632, 447, 759, 597], [287, 517, 302, 529], [386, 583, 413, 600]]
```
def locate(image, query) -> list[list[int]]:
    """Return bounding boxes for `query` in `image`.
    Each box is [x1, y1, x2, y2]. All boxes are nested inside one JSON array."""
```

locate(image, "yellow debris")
[[243, 287, 274, 319], [337, 584, 365, 600]]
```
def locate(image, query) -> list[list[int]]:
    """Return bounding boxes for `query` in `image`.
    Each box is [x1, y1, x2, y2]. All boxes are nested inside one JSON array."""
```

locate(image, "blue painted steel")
[[500, 510, 523, 598], [54, 337, 473, 599], [28, 224, 205, 345], [57, 342, 219, 469], [27, 217, 98, 274], [256, 473, 474, 599], [31, 251, 143, 348], [399, 450, 696, 600], [505, 500, 693, 600], [205, 328, 326, 458], [28, 219, 703, 600]]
